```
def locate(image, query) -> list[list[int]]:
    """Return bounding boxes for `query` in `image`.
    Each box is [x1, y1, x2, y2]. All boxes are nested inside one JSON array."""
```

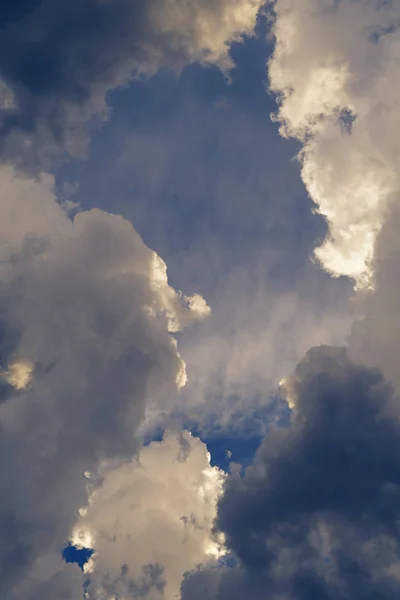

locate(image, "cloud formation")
[[3, 1, 397, 599], [183, 346, 400, 600], [75, 72, 352, 435], [0, 164, 209, 598], [181, 286, 350, 434], [269, 0, 400, 283], [0, 0, 263, 170], [177, 3, 400, 597], [72, 430, 224, 600]]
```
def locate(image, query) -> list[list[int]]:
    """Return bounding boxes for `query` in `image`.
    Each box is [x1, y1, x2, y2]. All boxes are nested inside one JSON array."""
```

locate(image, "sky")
[[1, 1, 400, 599]]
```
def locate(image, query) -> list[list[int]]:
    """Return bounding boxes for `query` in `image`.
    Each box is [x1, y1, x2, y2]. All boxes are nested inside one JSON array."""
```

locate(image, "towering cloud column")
[[268, 0, 400, 285], [0, 1, 267, 597]]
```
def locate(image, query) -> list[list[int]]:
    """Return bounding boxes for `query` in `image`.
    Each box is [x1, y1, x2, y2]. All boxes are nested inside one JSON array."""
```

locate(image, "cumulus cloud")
[[0, 0, 264, 169], [0, 164, 209, 598], [4, 2, 395, 600], [177, 3, 400, 596], [71, 430, 224, 600], [182, 346, 400, 600], [268, 0, 400, 283]]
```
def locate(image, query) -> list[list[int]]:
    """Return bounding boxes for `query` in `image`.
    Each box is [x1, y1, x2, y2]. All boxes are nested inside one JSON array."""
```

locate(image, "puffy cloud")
[[72, 430, 224, 600], [0, 164, 209, 598], [0, 358, 33, 389], [182, 346, 400, 600], [0, 0, 264, 170], [268, 0, 400, 283]]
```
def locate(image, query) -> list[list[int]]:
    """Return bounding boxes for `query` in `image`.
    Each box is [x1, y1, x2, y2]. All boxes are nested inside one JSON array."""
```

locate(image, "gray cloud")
[[0, 0, 263, 170], [0, 2, 267, 596], [1, 2, 394, 599], [348, 197, 400, 395], [64, 73, 352, 435], [0, 165, 208, 598], [182, 346, 400, 599]]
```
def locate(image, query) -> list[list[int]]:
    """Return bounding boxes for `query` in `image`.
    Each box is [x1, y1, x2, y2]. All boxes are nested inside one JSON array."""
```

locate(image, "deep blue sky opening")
[[62, 543, 94, 571]]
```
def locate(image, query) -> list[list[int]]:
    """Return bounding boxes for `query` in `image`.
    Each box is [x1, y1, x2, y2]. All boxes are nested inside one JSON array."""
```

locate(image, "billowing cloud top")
[[269, 0, 400, 284], [0, 163, 211, 598], [73, 430, 225, 600]]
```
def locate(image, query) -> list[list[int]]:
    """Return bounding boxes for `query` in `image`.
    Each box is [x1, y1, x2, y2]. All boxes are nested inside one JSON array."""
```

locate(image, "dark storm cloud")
[[183, 346, 400, 600], [0, 0, 263, 171], [0, 0, 162, 169]]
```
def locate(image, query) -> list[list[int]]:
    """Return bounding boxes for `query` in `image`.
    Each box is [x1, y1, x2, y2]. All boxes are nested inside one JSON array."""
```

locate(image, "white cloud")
[[0, 358, 33, 390], [73, 431, 225, 600], [146, 0, 264, 72], [269, 0, 400, 395], [269, 0, 400, 284], [149, 254, 211, 334]]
